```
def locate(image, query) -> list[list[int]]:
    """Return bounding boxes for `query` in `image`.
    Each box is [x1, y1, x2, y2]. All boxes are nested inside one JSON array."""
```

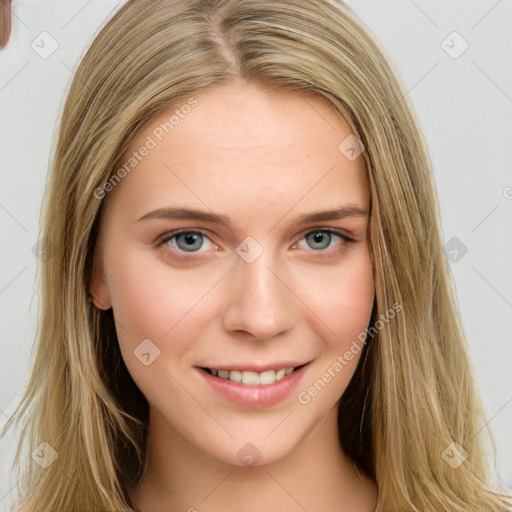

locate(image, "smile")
[[203, 367, 296, 385], [197, 363, 311, 407]]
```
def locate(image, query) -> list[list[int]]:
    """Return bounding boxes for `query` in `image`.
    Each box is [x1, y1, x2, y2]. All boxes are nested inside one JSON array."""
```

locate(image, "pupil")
[[178, 233, 203, 251], [308, 231, 330, 250]]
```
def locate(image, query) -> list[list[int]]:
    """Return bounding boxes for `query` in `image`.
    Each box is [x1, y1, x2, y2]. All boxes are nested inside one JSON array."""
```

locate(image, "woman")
[[2, 0, 511, 510]]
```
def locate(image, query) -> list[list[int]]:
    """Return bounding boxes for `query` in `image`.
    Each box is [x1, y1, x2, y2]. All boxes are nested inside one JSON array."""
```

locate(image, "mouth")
[[198, 363, 309, 386], [196, 362, 311, 408]]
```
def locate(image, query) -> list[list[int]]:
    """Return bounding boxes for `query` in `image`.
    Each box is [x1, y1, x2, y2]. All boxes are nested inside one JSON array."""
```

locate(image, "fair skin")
[[90, 80, 377, 512]]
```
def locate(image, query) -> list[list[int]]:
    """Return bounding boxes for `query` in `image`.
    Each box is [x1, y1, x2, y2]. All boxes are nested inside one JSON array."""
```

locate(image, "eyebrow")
[[136, 205, 369, 227]]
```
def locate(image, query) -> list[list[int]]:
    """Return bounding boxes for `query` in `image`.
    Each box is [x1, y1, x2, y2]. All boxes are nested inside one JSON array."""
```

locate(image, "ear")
[[89, 245, 112, 311]]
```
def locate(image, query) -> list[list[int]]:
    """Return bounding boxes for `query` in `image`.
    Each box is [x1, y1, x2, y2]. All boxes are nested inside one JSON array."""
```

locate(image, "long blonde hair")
[[3, 1, 511, 510]]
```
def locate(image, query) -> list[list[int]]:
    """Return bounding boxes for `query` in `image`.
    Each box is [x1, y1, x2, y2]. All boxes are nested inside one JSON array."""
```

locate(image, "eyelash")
[[156, 228, 355, 260]]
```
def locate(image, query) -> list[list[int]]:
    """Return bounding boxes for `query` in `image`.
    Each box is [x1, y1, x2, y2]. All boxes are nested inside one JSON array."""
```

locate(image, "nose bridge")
[[222, 244, 296, 339]]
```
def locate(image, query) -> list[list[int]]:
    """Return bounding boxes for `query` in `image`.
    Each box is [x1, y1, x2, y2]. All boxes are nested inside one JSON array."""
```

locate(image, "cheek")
[[294, 256, 374, 407], [332, 261, 374, 337], [296, 251, 375, 343], [104, 252, 214, 396], [106, 248, 207, 335], [106, 259, 169, 339]]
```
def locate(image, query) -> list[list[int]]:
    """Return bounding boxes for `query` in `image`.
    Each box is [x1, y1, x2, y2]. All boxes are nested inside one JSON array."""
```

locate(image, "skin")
[[90, 79, 377, 512]]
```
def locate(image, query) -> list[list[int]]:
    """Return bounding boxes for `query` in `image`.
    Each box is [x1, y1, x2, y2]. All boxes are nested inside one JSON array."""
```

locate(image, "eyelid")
[[157, 228, 218, 251], [155, 228, 213, 245], [294, 227, 355, 243]]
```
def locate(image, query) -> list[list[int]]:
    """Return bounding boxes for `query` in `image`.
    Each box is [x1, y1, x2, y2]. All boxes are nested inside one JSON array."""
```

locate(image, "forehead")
[[105, 81, 369, 221]]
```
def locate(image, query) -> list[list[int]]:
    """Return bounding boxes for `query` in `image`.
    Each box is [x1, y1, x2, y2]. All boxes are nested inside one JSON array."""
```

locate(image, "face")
[[90, 80, 374, 467]]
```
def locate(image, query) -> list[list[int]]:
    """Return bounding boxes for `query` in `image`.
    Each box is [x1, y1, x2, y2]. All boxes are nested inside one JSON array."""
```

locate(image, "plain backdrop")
[[1, 0, 511, 508]]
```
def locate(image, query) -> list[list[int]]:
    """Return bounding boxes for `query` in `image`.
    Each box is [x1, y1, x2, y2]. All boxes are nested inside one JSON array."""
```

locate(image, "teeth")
[[242, 371, 260, 385], [259, 370, 275, 385], [209, 367, 295, 385], [229, 370, 242, 383]]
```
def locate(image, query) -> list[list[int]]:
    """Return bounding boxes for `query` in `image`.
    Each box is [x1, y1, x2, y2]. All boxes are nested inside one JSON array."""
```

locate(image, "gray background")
[[1, 0, 511, 508]]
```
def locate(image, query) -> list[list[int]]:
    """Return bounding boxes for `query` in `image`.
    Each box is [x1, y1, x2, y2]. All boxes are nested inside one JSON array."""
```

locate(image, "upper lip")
[[198, 361, 311, 372]]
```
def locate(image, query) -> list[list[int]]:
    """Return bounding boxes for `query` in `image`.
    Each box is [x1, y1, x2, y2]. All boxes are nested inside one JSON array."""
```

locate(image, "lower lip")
[[196, 364, 310, 408]]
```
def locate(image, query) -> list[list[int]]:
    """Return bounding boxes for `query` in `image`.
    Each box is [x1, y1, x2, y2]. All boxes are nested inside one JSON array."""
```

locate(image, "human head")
[[5, 1, 510, 511], [88, 77, 375, 471]]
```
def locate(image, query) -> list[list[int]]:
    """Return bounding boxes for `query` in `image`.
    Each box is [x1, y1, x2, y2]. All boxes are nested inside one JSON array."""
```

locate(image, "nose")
[[222, 250, 297, 341]]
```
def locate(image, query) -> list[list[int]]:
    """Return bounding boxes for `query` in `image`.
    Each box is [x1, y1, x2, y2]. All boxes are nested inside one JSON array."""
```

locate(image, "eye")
[[157, 228, 354, 258], [159, 230, 217, 253], [296, 229, 353, 251]]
